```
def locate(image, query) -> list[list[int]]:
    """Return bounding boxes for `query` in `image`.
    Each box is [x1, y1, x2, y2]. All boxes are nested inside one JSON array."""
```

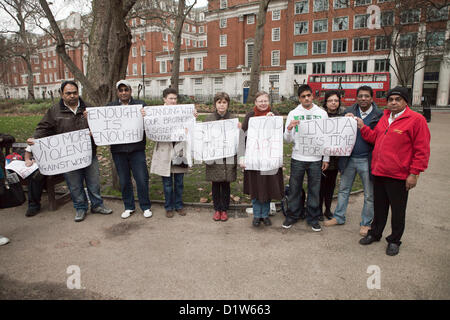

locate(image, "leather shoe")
[[74, 210, 86, 222], [359, 234, 379, 245], [386, 243, 400, 256], [252, 218, 261, 227], [263, 217, 272, 226], [26, 207, 40, 217]]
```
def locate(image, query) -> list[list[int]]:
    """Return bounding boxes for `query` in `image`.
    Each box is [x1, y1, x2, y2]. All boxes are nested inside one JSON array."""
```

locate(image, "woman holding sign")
[[240, 91, 284, 227], [319, 90, 345, 221], [204, 92, 240, 222]]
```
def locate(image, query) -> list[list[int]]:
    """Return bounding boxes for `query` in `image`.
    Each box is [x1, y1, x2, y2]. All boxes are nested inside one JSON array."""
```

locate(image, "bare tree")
[[247, 0, 271, 104]]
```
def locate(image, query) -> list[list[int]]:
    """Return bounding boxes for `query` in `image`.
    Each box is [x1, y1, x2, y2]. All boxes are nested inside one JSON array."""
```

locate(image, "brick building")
[[1, 0, 449, 107]]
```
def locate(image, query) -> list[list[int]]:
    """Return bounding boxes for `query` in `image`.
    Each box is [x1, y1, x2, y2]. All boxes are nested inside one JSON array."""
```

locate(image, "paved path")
[[1, 113, 449, 300]]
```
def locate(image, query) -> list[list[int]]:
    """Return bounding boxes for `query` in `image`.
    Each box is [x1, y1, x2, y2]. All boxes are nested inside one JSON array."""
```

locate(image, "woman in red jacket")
[[355, 87, 430, 256]]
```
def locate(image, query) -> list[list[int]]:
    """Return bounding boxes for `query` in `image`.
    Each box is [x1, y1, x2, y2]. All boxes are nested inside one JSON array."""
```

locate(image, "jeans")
[[252, 199, 270, 218], [212, 181, 230, 212], [112, 150, 151, 211], [333, 157, 374, 226], [287, 159, 322, 225], [162, 173, 184, 211], [63, 157, 104, 211], [27, 171, 46, 210]]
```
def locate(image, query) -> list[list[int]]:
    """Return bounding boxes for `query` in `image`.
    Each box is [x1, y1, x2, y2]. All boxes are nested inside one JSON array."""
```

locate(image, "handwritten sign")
[[5, 160, 38, 179], [87, 105, 144, 146], [143, 104, 195, 142], [245, 116, 284, 171], [30, 129, 92, 175], [193, 118, 239, 162], [293, 117, 357, 156]]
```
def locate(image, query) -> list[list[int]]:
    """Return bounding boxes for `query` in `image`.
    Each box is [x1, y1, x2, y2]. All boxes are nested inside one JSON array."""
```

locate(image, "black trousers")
[[27, 171, 46, 210], [212, 181, 231, 212], [369, 175, 409, 245], [319, 169, 338, 215]]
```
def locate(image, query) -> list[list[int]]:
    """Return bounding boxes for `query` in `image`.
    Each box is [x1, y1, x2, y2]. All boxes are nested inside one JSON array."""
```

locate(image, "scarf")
[[253, 106, 271, 117]]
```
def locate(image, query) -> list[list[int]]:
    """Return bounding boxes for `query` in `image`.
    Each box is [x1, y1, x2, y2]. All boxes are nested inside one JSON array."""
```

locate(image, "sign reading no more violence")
[[87, 105, 144, 146], [143, 104, 195, 142], [30, 129, 92, 175]]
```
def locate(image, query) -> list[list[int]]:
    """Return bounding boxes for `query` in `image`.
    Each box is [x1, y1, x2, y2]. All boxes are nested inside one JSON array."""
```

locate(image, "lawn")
[[0, 114, 362, 204]]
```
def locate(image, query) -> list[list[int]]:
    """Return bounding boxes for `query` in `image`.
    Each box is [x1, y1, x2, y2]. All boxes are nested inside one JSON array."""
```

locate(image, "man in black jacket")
[[107, 80, 152, 219], [324, 86, 383, 236]]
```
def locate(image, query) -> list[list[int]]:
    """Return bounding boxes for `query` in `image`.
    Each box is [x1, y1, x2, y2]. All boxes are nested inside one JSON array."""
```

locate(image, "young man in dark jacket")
[[324, 86, 383, 236], [27, 81, 112, 222], [107, 80, 152, 219]]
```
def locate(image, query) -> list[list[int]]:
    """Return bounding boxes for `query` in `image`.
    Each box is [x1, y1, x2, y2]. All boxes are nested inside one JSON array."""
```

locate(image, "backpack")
[[280, 185, 306, 217]]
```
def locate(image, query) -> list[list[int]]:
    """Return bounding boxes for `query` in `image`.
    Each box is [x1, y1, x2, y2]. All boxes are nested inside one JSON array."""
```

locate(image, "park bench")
[[0, 140, 71, 211]]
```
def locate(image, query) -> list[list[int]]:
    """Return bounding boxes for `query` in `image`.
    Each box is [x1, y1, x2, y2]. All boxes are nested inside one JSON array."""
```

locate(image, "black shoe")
[[386, 243, 400, 256], [263, 217, 272, 226], [252, 218, 261, 227], [324, 211, 333, 220], [282, 217, 296, 229], [318, 215, 324, 221], [75, 210, 87, 222], [311, 222, 322, 232], [359, 234, 379, 245], [26, 207, 40, 217]]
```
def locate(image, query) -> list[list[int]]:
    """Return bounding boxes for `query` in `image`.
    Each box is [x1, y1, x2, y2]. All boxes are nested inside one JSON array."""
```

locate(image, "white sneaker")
[[121, 209, 134, 219], [143, 209, 153, 218], [0, 236, 10, 246]]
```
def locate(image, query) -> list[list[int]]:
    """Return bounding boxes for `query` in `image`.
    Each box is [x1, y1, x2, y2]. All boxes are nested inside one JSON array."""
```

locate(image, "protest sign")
[[30, 129, 92, 175], [5, 160, 38, 179], [244, 116, 284, 171], [87, 105, 144, 146], [293, 117, 357, 156], [143, 104, 195, 142], [193, 118, 239, 162]]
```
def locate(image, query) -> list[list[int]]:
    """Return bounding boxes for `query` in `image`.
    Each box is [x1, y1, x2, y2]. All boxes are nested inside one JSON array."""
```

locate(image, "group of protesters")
[[0, 80, 431, 256]]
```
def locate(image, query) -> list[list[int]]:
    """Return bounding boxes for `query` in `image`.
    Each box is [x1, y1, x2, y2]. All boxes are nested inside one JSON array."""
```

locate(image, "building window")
[[332, 39, 347, 53], [44, 74, 47, 83], [43, 61, 47, 69], [354, 14, 369, 29], [162, 33, 168, 41], [374, 59, 389, 72], [160, 61, 166, 73], [334, 0, 349, 9], [220, 18, 227, 28], [313, 19, 328, 33], [186, 39, 190, 46], [159, 79, 167, 87], [426, 31, 445, 47], [272, 28, 280, 41], [312, 40, 327, 54], [220, 55, 227, 70], [375, 35, 391, 50], [246, 43, 254, 67], [194, 78, 203, 85], [401, 9, 420, 24], [353, 37, 369, 52], [132, 63, 138, 75], [380, 11, 394, 26], [271, 50, 280, 66], [247, 15, 255, 24], [313, 0, 328, 12], [332, 61, 346, 73], [184, 24, 190, 32], [295, 1, 309, 14], [353, 60, 367, 72], [199, 26, 205, 33], [333, 17, 349, 31], [220, 34, 227, 47], [195, 57, 203, 71], [294, 63, 307, 75], [313, 62, 326, 74], [272, 9, 281, 21], [399, 33, 417, 48], [427, 5, 449, 21], [294, 42, 308, 56], [294, 21, 308, 35], [220, 0, 227, 9], [140, 46, 146, 56], [355, 0, 371, 5]]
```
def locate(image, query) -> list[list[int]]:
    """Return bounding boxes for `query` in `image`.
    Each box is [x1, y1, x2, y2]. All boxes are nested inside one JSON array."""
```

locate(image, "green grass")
[[0, 114, 363, 204]]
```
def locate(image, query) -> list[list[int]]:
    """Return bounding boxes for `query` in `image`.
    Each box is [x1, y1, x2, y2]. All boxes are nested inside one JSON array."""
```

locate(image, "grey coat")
[[204, 111, 238, 182]]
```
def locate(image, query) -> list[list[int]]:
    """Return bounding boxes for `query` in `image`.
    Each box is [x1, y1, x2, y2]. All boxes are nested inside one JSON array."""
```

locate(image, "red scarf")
[[253, 106, 271, 117]]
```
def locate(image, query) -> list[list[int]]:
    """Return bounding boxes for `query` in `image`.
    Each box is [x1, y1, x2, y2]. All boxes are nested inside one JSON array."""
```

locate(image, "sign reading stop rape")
[[143, 104, 195, 142], [30, 129, 92, 175], [245, 116, 284, 171], [293, 117, 357, 156], [87, 105, 144, 146], [193, 118, 239, 162]]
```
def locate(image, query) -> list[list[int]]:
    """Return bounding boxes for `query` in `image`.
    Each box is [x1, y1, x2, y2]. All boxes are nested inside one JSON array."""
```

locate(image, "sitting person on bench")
[[24, 146, 46, 217]]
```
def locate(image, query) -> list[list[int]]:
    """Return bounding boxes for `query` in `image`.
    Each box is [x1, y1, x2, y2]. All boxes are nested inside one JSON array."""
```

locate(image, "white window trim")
[[272, 28, 281, 41], [271, 50, 280, 66], [272, 10, 281, 21], [312, 40, 327, 55], [220, 34, 227, 47], [332, 38, 348, 53], [352, 37, 370, 52], [220, 55, 227, 70], [294, 21, 309, 35], [293, 42, 308, 56], [333, 16, 349, 31], [313, 19, 328, 33]]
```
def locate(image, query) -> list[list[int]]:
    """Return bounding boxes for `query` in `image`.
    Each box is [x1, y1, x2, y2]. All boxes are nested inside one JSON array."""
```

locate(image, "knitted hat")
[[386, 87, 409, 104]]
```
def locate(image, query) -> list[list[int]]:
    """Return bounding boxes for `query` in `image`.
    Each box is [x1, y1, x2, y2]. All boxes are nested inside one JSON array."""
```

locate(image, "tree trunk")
[[247, 0, 271, 104], [170, 0, 186, 92]]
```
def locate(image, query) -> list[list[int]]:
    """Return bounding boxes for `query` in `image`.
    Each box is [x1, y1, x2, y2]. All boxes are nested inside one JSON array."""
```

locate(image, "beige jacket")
[[150, 141, 190, 177]]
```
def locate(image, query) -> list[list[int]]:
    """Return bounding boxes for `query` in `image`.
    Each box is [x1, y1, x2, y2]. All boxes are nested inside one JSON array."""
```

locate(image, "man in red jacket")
[[355, 87, 430, 256]]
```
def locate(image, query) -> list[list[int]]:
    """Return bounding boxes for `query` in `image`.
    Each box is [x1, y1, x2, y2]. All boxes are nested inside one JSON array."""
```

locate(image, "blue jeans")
[[287, 159, 322, 225], [112, 150, 151, 211], [252, 199, 270, 218], [63, 157, 103, 211], [162, 173, 184, 211], [333, 157, 374, 226]]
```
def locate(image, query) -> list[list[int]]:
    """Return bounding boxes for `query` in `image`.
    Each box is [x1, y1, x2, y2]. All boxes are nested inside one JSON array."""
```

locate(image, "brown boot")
[[166, 210, 174, 218], [176, 208, 186, 216]]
